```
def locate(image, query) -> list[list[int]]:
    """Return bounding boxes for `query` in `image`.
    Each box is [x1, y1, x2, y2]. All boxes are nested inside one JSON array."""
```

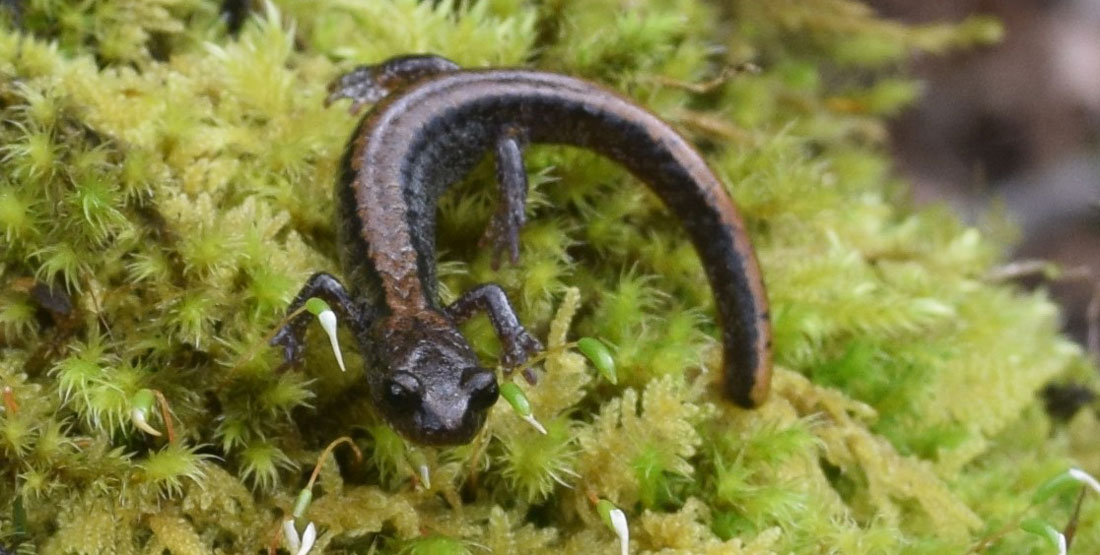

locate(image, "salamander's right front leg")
[[271, 272, 369, 367]]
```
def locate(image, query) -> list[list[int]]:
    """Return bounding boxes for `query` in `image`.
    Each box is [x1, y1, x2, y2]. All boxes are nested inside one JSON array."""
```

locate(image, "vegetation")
[[0, 0, 1095, 552]]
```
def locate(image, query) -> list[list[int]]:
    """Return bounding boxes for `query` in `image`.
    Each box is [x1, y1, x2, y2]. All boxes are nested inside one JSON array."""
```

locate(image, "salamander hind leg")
[[481, 129, 529, 269], [445, 284, 542, 377], [271, 272, 370, 367], [325, 54, 461, 113]]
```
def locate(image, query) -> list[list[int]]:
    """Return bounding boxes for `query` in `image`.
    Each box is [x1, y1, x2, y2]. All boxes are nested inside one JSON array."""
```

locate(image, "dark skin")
[[274, 55, 772, 446]]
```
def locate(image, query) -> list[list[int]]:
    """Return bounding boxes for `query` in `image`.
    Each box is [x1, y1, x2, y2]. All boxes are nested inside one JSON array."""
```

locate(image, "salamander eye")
[[462, 368, 499, 411], [383, 372, 422, 410]]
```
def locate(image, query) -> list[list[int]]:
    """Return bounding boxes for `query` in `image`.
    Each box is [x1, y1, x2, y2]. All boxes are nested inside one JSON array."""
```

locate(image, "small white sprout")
[[499, 382, 548, 435], [130, 389, 161, 437], [131, 408, 161, 436], [406, 448, 431, 489], [597, 499, 630, 555], [283, 519, 317, 555], [283, 519, 300, 553], [1068, 468, 1100, 495], [317, 310, 346, 372], [1021, 517, 1069, 555], [305, 298, 346, 372], [520, 413, 548, 435], [282, 437, 359, 555], [609, 507, 629, 555], [419, 464, 431, 490]]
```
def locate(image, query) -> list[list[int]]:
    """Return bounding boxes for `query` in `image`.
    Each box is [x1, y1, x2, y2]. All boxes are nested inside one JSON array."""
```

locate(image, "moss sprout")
[[0, 0, 1096, 552]]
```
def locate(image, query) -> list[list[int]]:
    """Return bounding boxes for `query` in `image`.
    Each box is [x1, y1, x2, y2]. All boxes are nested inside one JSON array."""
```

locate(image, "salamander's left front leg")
[[446, 284, 542, 371]]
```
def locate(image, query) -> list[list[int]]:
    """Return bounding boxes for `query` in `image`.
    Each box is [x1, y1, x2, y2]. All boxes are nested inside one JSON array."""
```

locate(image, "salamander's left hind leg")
[[481, 128, 529, 269], [325, 54, 461, 113]]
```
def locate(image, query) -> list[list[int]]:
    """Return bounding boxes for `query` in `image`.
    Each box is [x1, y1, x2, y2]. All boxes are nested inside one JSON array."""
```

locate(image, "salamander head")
[[370, 321, 499, 445]]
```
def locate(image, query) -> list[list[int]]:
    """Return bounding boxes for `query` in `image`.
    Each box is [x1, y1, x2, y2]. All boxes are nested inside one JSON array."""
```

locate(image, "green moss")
[[0, 0, 1096, 553]]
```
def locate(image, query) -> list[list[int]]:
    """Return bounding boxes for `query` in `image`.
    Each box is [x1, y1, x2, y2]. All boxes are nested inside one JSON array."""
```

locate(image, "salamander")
[[273, 54, 771, 445]]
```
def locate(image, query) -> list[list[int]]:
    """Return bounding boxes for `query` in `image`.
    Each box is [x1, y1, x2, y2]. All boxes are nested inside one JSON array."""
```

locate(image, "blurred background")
[[868, 0, 1100, 361]]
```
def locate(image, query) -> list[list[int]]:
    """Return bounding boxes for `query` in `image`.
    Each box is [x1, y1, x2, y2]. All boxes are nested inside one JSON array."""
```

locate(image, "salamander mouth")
[[407, 428, 477, 446], [387, 407, 488, 446]]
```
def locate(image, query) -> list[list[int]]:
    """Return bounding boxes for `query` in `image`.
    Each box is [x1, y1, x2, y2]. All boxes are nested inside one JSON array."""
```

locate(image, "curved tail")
[[534, 86, 773, 407], [604, 132, 772, 407]]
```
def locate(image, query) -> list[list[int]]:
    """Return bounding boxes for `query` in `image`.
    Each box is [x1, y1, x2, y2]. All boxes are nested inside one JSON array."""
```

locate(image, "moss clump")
[[0, 0, 1096, 553]]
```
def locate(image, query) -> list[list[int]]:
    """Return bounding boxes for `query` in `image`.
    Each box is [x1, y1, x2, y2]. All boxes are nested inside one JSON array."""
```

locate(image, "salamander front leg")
[[481, 129, 529, 269], [271, 272, 370, 367], [325, 54, 461, 114], [446, 284, 542, 376]]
